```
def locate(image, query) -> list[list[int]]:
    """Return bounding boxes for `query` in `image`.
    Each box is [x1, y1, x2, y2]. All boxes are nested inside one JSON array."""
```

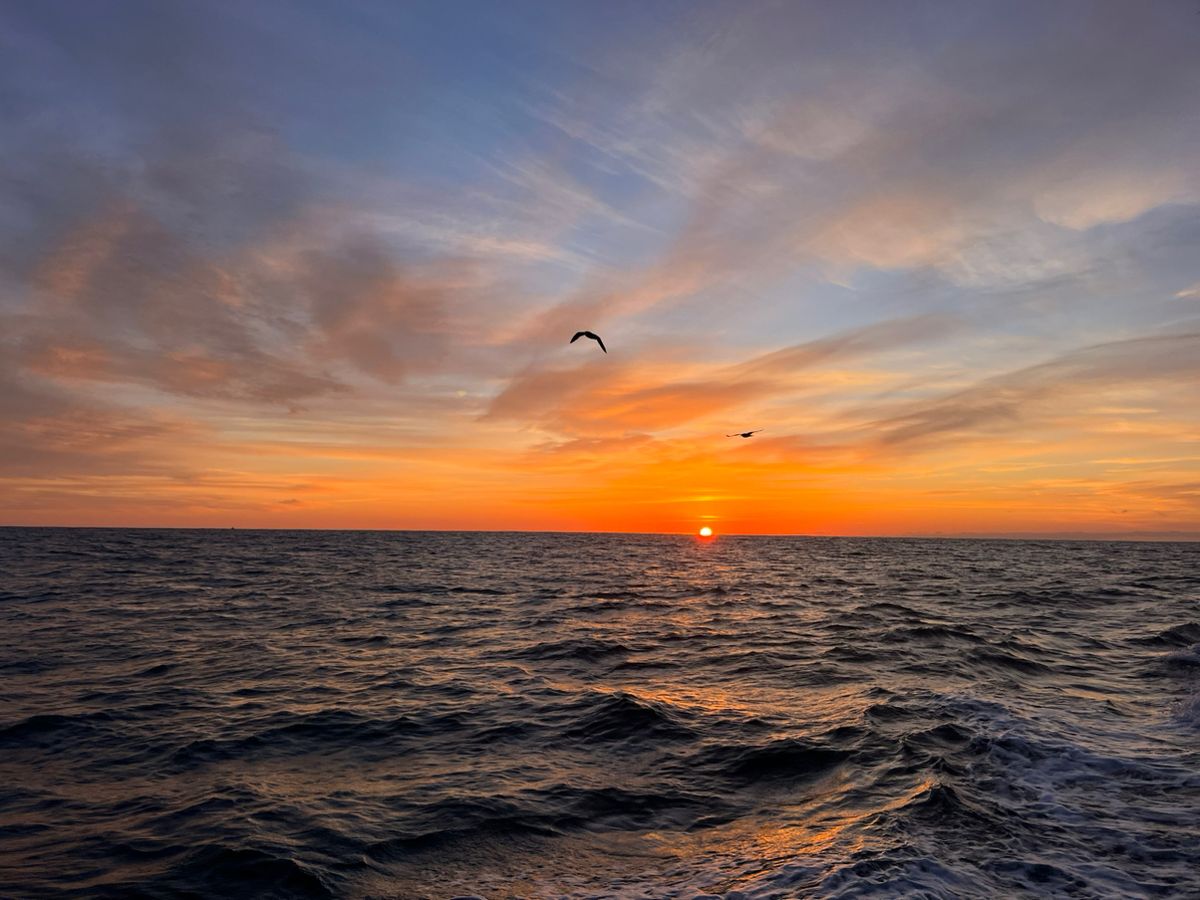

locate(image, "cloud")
[[1034, 169, 1192, 231], [485, 314, 960, 434], [2, 1, 1198, 531], [869, 332, 1200, 447], [16, 331, 345, 405], [290, 234, 460, 383], [730, 315, 959, 380], [532, 0, 1200, 300], [1, 128, 510, 406], [8, 195, 346, 404], [0, 360, 203, 479]]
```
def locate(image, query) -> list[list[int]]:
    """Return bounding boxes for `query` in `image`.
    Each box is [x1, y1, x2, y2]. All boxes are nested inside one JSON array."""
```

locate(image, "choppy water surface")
[[1, 529, 1199, 898]]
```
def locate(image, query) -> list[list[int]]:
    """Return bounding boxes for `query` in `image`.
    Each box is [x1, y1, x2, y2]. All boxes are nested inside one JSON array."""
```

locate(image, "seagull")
[[570, 330, 607, 353], [726, 430, 762, 438]]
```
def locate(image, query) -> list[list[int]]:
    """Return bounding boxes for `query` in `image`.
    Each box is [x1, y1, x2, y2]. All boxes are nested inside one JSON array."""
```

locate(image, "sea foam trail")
[[1, 528, 1198, 898]]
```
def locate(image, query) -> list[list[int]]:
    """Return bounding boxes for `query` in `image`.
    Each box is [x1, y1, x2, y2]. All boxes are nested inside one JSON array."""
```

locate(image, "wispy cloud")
[[867, 332, 1200, 447], [485, 315, 961, 435], [1, 0, 1198, 532]]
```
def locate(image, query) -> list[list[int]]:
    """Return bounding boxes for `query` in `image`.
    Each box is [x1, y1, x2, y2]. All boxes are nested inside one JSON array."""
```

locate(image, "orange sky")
[[2, 3, 1198, 536]]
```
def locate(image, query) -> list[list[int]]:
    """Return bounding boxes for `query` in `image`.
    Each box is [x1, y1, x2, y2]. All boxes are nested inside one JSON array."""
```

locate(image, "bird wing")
[[570, 332, 585, 343], [594, 334, 607, 353]]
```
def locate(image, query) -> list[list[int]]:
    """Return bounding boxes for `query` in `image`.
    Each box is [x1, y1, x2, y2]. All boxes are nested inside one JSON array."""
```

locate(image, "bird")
[[570, 330, 607, 353], [726, 430, 762, 438]]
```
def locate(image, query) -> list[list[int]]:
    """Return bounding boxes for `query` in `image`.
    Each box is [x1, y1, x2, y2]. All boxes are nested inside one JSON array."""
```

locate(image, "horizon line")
[[2, 524, 1198, 543]]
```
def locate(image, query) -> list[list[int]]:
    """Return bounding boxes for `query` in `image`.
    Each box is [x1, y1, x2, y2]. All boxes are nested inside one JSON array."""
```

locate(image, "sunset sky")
[[2, 1, 1198, 535]]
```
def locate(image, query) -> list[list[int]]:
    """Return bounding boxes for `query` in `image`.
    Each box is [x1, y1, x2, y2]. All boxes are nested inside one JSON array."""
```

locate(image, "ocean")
[[1, 528, 1198, 898]]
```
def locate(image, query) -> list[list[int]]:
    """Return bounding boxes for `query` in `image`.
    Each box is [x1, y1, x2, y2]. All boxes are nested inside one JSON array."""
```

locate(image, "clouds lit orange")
[[1, 2, 1197, 539]]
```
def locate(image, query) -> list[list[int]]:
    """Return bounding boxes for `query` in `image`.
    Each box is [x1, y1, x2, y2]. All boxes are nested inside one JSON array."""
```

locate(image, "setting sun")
[[698, 526, 714, 538]]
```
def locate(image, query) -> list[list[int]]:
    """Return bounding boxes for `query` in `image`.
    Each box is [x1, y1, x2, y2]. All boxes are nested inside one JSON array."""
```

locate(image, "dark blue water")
[[1, 529, 1198, 898]]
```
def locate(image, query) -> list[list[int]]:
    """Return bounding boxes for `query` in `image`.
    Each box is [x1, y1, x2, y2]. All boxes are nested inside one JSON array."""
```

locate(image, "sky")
[[1, 0, 1198, 536]]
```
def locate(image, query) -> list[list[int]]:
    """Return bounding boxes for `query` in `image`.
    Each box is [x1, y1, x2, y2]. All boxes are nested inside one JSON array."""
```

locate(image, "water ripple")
[[1, 528, 1198, 898]]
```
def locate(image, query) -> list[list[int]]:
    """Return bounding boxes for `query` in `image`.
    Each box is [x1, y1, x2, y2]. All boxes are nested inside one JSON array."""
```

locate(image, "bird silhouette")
[[570, 330, 607, 353], [726, 430, 762, 438]]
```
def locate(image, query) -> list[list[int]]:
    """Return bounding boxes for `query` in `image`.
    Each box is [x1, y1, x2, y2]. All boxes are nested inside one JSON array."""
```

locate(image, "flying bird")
[[726, 430, 762, 438], [570, 330, 607, 353]]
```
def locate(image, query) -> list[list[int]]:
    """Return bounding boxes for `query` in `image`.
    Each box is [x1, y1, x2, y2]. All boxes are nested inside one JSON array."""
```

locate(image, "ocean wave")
[[3, 529, 1199, 898], [881, 624, 986, 644], [973, 648, 1054, 675], [365, 797, 564, 856], [560, 691, 697, 742], [504, 636, 644, 663], [1164, 644, 1200, 667], [0, 710, 120, 748], [166, 845, 335, 899], [1134, 621, 1200, 647], [164, 708, 469, 768], [902, 722, 975, 752], [687, 737, 852, 785]]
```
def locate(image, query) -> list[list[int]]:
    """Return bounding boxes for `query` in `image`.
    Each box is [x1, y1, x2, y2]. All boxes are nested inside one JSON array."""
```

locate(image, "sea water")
[[1, 529, 1198, 898]]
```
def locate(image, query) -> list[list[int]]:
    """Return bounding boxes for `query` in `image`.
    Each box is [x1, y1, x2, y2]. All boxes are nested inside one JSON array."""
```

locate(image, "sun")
[[698, 526, 714, 538]]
